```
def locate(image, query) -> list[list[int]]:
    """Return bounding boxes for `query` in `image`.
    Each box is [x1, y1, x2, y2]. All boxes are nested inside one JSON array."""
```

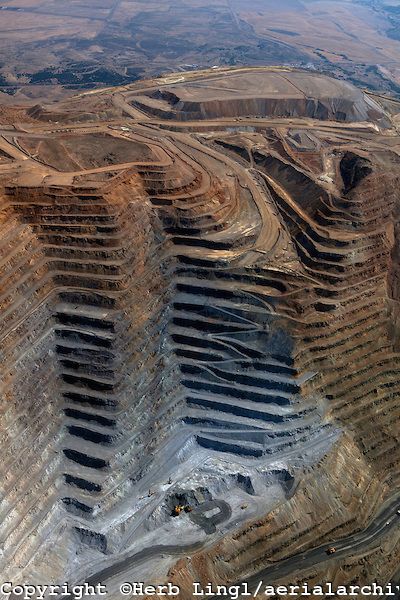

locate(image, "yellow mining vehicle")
[[172, 505, 185, 516]]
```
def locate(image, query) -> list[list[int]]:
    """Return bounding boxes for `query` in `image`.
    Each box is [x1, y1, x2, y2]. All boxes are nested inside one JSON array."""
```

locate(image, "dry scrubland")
[[0, 0, 400, 103]]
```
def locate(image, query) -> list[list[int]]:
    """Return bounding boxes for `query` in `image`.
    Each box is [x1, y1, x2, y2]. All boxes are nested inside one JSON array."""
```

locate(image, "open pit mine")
[[1, 67, 400, 597]]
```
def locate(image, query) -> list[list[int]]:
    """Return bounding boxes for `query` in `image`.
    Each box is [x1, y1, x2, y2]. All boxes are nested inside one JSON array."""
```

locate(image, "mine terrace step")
[[58, 290, 117, 308], [18, 214, 119, 225], [173, 295, 268, 317], [175, 346, 227, 362], [63, 436, 115, 462], [63, 401, 118, 420], [172, 306, 260, 328], [48, 257, 130, 271], [56, 350, 117, 370], [181, 376, 293, 404], [195, 433, 264, 457], [11, 203, 113, 215], [184, 408, 275, 431], [186, 393, 295, 421], [55, 333, 114, 350], [62, 497, 94, 515], [180, 362, 300, 389], [180, 356, 297, 376], [199, 427, 268, 444], [56, 348, 117, 367], [52, 268, 126, 281], [66, 424, 115, 446], [59, 360, 115, 381], [55, 324, 116, 340], [175, 268, 287, 293], [63, 473, 102, 493], [171, 236, 234, 251], [64, 408, 116, 429], [172, 315, 255, 335], [171, 328, 266, 361], [55, 302, 119, 320], [62, 459, 109, 485], [55, 314, 116, 333], [62, 387, 118, 409], [185, 406, 314, 436], [61, 370, 119, 390], [174, 277, 284, 301], [55, 335, 114, 352]]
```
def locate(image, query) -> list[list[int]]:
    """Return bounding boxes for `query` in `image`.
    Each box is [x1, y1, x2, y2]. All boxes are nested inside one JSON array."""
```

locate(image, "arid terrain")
[[1, 0, 400, 104], [0, 66, 400, 596]]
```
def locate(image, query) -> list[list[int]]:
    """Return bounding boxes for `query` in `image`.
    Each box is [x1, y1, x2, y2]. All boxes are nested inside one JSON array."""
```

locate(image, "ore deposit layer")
[[1, 67, 400, 597]]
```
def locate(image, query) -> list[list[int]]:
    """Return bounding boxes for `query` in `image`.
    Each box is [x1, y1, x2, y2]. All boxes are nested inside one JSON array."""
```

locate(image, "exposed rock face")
[[130, 71, 388, 124], [146, 154, 400, 597], [0, 68, 399, 592], [0, 176, 182, 578]]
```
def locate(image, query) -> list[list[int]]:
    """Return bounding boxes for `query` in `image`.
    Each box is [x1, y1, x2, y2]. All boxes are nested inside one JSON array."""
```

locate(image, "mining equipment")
[[172, 505, 185, 516]]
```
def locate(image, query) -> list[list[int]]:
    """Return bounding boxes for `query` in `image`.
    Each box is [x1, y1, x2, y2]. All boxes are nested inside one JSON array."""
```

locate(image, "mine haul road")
[[81, 493, 400, 592], [238, 494, 400, 594]]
